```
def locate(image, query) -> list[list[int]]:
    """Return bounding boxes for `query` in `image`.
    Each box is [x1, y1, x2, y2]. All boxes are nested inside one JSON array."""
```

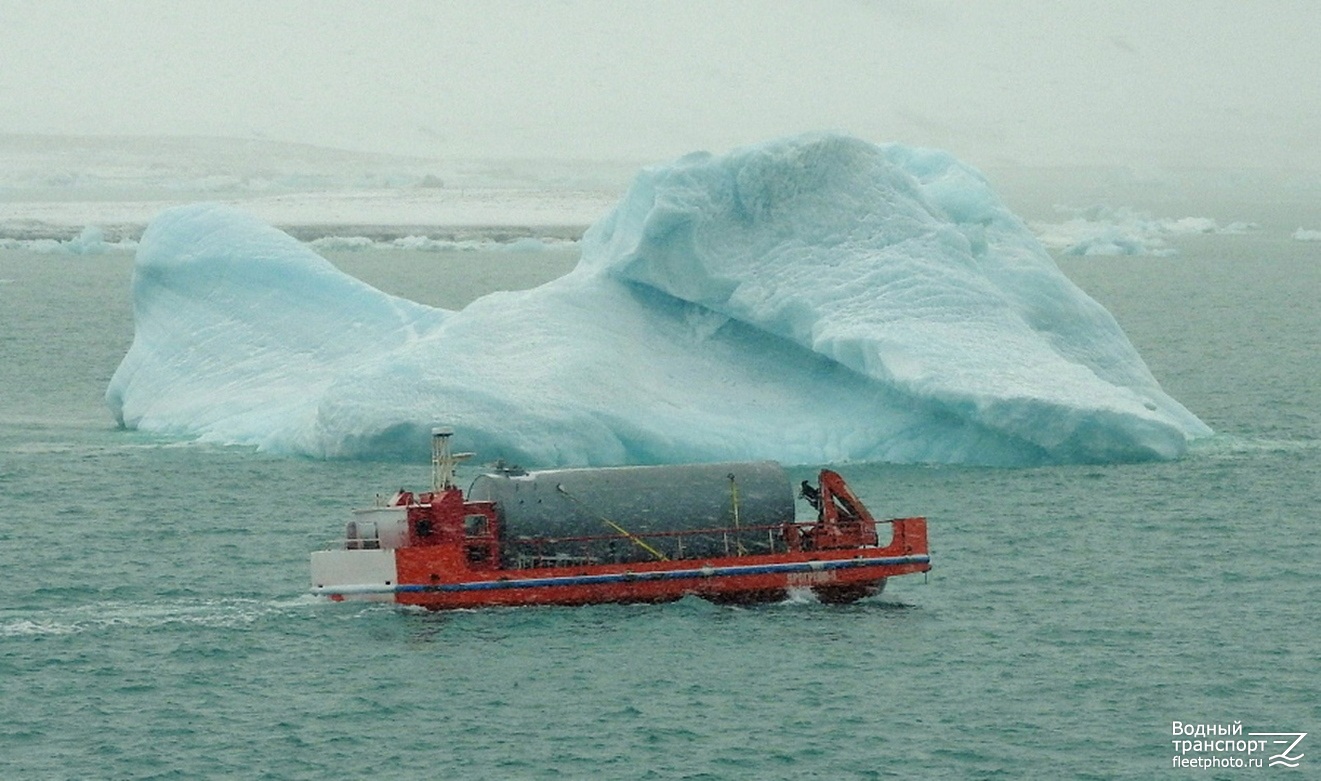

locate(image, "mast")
[[431, 427, 473, 492]]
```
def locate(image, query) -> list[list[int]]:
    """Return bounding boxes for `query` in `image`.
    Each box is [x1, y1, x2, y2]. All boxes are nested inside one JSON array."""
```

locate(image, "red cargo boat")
[[310, 430, 930, 608]]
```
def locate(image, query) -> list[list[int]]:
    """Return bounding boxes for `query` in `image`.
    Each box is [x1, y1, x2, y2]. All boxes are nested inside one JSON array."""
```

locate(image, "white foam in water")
[[0, 597, 317, 637], [106, 133, 1211, 466]]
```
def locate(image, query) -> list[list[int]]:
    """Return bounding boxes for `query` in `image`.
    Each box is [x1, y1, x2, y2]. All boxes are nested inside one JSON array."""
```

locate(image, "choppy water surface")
[[1, 236, 1317, 779]]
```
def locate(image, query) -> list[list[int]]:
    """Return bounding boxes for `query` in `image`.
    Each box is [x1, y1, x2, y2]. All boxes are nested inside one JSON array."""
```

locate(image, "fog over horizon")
[[3, 0, 1320, 175]]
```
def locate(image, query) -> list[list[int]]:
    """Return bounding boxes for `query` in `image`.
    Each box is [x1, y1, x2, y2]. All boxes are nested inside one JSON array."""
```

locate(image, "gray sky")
[[2, 0, 1319, 171]]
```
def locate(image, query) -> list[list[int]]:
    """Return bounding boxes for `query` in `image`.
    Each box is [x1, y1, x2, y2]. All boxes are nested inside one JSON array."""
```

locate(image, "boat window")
[[464, 514, 489, 536]]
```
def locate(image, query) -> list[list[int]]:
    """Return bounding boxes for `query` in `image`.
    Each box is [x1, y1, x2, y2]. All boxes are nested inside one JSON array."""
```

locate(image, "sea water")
[[1, 235, 1317, 780]]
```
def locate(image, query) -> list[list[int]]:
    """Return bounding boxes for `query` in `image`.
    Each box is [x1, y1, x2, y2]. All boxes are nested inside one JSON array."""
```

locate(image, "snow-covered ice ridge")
[[0, 189, 613, 245], [0, 133, 627, 245], [0, 133, 639, 193], [106, 133, 1211, 467], [0, 218, 585, 254]]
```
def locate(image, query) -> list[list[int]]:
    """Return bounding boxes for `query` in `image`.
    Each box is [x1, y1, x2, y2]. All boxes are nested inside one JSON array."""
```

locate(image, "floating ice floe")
[[1293, 228, 1321, 242], [106, 133, 1211, 466], [1031, 205, 1256, 256], [0, 225, 138, 255]]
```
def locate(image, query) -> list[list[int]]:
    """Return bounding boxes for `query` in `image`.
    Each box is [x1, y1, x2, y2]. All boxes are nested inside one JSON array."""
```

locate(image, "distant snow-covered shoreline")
[[0, 194, 1291, 257], [0, 187, 613, 240], [3, 134, 1315, 254]]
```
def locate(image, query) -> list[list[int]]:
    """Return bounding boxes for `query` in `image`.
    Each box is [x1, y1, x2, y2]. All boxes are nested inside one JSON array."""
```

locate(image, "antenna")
[[431, 427, 473, 492]]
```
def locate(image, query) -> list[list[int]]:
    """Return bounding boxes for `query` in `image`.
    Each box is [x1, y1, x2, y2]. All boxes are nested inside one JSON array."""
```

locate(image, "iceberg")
[[106, 133, 1211, 466]]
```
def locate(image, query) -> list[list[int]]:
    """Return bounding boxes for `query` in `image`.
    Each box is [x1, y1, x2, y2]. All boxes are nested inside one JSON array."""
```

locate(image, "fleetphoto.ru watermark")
[[1171, 721, 1306, 769]]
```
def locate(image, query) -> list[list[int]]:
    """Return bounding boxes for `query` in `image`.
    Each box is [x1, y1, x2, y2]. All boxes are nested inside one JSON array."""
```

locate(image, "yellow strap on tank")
[[555, 485, 669, 562]]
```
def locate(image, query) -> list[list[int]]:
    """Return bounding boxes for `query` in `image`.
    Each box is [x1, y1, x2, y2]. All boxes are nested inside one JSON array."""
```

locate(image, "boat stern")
[[310, 548, 399, 602]]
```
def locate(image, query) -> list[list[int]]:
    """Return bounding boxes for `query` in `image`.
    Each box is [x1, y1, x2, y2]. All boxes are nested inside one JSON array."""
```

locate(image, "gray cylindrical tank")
[[468, 461, 794, 562]]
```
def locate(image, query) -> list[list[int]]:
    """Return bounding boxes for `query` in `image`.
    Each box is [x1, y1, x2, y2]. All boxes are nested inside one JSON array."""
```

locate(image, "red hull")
[[311, 439, 931, 610], [390, 520, 930, 609]]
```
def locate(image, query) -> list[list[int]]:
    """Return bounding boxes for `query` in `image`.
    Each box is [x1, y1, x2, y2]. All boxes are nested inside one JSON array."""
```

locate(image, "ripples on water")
[[1, 235, 1317, 779]]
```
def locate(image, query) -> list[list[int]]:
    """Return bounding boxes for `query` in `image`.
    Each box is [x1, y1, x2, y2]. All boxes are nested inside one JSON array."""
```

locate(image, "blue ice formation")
[[106, 133, 1210, 466]]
